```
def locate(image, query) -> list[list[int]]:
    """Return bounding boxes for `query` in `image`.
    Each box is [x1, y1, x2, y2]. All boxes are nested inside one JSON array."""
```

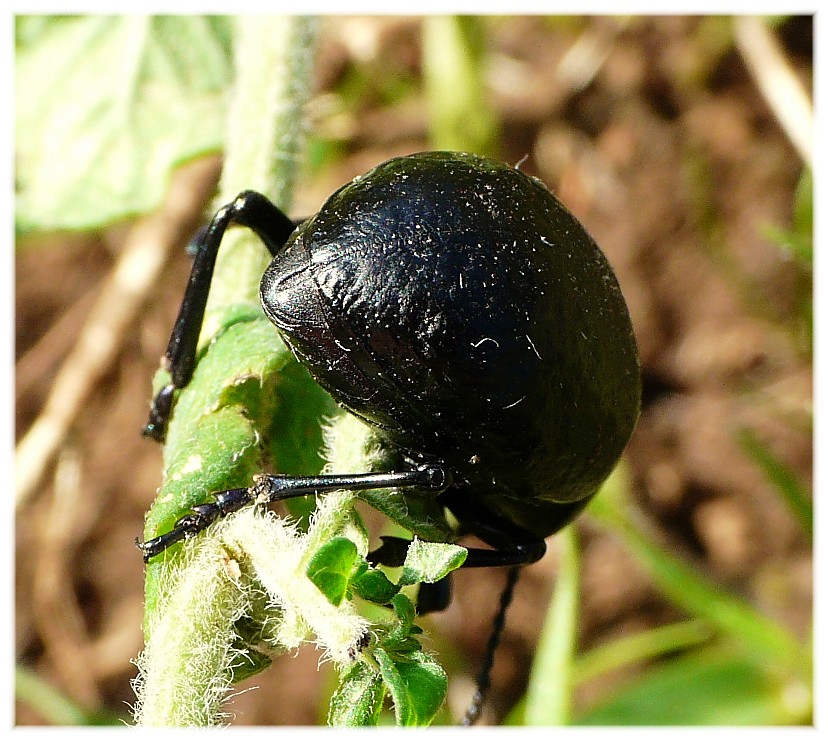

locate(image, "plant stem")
[[203, 15, 318, 331], [135, 540, 249, 726], [523, 525, 580, 726], [137, 16, 318, 726], [422, 16, 499, 155]]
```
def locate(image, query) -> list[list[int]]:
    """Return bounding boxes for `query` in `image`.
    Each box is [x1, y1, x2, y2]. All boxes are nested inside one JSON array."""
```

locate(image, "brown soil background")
[[15, 16, 813, 725]]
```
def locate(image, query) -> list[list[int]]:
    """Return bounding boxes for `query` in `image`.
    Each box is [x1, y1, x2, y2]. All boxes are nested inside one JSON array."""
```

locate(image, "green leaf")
[[227, 646, 272, 685], [358, 488, 456, 543], [399, 539, 467, 586], [374, 647, 447, 726], [325, 562, 451, 725], [737, 427, 812, 539], [266, 361, 338, 477], [351, 568, 400, 605], [574, 647, 811, 725], [16, 16, 233, 231], [328, 661, 385, 726], [378, 594, 422, 653], [390, 593, 417, 634], [306, 537, 361, 606]]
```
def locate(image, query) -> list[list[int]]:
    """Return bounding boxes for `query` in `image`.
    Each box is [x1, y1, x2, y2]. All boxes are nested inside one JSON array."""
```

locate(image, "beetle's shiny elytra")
[[259, 152, 640, 540]]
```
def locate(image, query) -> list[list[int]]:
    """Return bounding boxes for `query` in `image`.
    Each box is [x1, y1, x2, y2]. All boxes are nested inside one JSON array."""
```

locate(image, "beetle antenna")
[[461, 564, 521, 726]]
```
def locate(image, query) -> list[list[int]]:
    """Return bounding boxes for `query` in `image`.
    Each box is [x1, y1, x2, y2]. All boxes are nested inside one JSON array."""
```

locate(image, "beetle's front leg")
[[143, 191, 296, 441]]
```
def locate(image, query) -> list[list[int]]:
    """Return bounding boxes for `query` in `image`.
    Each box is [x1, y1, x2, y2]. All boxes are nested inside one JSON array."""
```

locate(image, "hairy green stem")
[[136, 16, 319, 726], [204, 14, 318, 332], [134, 539, 249, 726]]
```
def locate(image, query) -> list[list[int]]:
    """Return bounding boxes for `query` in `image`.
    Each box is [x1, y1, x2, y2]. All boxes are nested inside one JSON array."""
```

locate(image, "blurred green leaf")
[[762, 167, 812, 268], [573, 618, 713, 684], [793, 167, 813, 249], [587, 466, 810, 678], [522, 526, 580, 725], [574, 647, 811, 725], [16, 16, 233, 231], [16, 665, 123, 725], [763, 225, 813, 268], [737, 428, 812, 539]]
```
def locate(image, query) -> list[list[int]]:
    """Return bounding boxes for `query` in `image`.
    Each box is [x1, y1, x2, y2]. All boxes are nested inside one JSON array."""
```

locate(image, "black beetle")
[[139, 150, 640, 722]]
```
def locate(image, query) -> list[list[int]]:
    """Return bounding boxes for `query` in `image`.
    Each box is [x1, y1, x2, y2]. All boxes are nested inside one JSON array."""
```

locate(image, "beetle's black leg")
[[136, 487, 253, 559], [414, 578, 454, 615], [368, 532, 543, 620], [446, 500, 566, 726], [368, 532, 545, 571], [137, 463, 451, 562], [461, 565, 521, 726], [143, 191, 297, 442], [459, 540, 547, 567], [251, 463, 451, 504]]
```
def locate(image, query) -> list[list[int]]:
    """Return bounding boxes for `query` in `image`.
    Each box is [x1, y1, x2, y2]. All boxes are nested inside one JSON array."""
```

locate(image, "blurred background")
[[15, 15, 813, 725]]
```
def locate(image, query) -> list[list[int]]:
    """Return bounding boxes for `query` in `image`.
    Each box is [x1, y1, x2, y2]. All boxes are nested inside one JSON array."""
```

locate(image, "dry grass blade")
[[735, 16, 813, 165]]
